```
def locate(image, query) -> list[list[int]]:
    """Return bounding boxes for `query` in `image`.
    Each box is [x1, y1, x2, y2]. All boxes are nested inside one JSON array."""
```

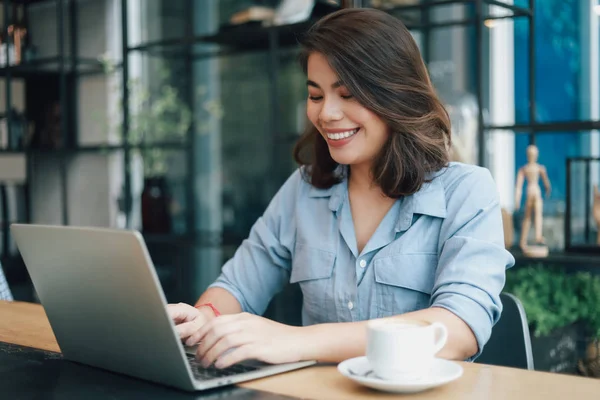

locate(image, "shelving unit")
[[2, 0, 599, 303], [117, 0, 540, 312], [0, 0, 123, 301], [511, 247, 600, 267]]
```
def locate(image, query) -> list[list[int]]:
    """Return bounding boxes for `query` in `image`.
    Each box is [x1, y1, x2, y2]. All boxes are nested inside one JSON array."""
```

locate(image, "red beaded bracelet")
[[194, 302, 221, 317]]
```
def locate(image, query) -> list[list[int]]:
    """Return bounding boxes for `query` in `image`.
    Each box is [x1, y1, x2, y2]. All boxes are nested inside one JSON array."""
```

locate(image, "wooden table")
[[2, 300, 599, 399]]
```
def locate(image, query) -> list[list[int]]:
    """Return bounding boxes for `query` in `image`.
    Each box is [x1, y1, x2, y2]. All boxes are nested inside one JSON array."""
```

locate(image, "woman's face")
[[306, 52, 389, 168]]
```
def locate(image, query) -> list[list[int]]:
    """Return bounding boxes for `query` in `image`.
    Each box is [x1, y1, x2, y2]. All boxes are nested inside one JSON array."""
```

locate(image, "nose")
[[319, 97, 343, 123]]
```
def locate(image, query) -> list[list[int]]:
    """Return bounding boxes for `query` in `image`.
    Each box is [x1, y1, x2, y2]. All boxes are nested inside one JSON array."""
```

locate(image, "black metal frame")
[[0, 0, 106, 262], [565, 157, 600, 254], [105, 0, 600, 258], [1, 0, 598, 274], [117, 0, 537, 242]]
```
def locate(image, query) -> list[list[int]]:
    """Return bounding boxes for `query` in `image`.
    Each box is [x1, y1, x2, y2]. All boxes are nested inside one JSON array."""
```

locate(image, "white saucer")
[[337, 356, 463, 394]]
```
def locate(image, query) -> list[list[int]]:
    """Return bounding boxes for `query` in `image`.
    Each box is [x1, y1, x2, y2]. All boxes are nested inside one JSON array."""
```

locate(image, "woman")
[[168, 8, 514, 369]]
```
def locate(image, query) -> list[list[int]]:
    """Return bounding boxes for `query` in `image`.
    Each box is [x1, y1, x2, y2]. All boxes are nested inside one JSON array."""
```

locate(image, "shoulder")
[[434, 162, 498, 209], [273, 168, 304, 201], [434, 162, 495, 188], [274, 167, 328, 203]]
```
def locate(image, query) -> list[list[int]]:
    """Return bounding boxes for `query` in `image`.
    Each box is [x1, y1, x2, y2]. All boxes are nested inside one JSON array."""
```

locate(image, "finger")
[[200, 332, 253, 368], [186, 313, 247, 347], [175, 320, 203, 341], [167, 303, 197, 324], [214, 345, 256, 369], [194, 322, 241, 357]]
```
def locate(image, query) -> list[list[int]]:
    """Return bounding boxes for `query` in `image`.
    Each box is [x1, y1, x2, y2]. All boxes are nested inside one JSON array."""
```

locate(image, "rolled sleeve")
[[432, 167, 515, 360], [208, 170, 301, 315]]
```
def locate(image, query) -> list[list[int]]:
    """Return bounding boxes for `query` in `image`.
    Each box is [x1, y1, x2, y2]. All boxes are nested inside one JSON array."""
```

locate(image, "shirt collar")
[[395, 174, 447, 232], [308, 181, 346, 213], [307, 167, 447, 223], [307, 166, 348, 213]]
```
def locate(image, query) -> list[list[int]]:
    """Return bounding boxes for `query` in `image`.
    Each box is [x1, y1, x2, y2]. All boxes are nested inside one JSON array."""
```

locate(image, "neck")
[[349, 163, 377, 192]]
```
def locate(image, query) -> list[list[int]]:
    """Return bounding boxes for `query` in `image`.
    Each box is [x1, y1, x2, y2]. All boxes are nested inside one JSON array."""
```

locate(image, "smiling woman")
[[167, 8, 514, 371], [294, 10, 450, 197], [303, 52, 390, 168]]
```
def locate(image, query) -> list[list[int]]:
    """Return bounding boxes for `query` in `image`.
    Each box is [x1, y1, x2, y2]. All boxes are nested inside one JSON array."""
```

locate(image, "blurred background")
[[0, 0, 599, 378]]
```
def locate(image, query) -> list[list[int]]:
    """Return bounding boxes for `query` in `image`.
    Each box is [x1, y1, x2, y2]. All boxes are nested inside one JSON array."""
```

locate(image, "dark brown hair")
[[293, 8, 451, 197]]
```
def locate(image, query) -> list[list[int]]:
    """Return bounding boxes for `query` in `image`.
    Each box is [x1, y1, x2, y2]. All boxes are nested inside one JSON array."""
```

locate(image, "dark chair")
[[476, 292, 534, 370]]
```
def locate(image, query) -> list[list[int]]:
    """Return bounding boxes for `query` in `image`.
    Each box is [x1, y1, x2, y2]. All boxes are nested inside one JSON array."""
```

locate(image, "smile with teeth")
[[326, 128, 360, 140]]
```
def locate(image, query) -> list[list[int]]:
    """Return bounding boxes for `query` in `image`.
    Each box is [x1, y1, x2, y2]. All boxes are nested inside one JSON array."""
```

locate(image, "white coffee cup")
[[366, 318, 448, 381]]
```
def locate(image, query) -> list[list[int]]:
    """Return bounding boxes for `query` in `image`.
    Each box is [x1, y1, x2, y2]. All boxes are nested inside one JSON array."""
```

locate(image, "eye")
[[341, 94, 354, 100], [309, 95, 323, 101]]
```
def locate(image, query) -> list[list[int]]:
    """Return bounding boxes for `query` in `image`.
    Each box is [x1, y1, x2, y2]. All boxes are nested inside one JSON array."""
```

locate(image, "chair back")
[[0, 262, 13, 301], [477, 292, 534, 370]]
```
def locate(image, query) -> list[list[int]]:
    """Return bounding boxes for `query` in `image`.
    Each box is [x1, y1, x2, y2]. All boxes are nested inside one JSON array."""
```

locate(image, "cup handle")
[[431, 322, 448, 354]]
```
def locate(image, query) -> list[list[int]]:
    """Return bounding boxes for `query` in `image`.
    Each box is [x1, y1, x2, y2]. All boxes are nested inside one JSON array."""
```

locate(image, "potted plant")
[[100, 56, 192, 233], [504, 264, 600, 375], [129, 75, 191, 234]]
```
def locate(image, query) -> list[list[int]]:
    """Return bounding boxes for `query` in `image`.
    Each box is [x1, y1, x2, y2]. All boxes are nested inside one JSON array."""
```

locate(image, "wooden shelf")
[[0, 57, 107, 78], [511, 248, 600, 268], [0, 141, 189, 155], [6, 0, 54, 4], [128, 2, 340, 55], [200, 19, 316, 51]]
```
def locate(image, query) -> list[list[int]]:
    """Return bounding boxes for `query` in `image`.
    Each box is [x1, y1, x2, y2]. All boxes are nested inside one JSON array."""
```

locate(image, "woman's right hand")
[[167, 302, 215, 344]]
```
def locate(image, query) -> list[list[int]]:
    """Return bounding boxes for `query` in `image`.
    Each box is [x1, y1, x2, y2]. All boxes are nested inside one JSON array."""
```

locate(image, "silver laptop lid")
[[11, 224, 196, 391]]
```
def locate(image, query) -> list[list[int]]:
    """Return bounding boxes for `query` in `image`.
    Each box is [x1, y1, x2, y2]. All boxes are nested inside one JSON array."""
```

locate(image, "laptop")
[[10, 224, 316, 392]]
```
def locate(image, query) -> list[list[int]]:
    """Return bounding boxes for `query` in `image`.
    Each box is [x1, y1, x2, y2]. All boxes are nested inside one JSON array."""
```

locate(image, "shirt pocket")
[[373, 254, 437, 317], [290, 243, 336, 323]]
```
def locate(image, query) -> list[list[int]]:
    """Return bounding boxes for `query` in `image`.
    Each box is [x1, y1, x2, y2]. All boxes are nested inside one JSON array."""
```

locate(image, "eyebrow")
[[307, 80, 343, 89]]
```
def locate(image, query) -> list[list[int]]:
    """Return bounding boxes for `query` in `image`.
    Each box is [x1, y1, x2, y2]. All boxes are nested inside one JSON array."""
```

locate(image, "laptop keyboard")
[[187, 355, 260, 380]]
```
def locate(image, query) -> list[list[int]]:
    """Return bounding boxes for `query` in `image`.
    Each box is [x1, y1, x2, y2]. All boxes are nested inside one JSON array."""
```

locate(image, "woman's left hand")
[[185, 312, 306, 369]]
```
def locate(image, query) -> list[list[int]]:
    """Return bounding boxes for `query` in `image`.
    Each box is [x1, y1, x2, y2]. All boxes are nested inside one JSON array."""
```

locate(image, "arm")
[[196, 287, 243, 315], [540, 165, 551, 198], [190, 306, 473, 367], [514, 167, 524, 210], [203, 171, 302, 315], [431, 167, 513, 360], [298, 307, 475, 363], [170, 171, 300, 340]]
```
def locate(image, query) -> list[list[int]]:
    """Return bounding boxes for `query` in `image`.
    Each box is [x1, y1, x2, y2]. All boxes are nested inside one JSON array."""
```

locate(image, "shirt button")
[[348, 301, 354, 310], [359, 259, 367, 268]]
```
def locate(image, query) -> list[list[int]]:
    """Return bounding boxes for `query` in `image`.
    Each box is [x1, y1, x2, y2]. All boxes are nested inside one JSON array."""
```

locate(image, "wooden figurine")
[[594, 185, 600, 246], [514, 145, 551, 257]]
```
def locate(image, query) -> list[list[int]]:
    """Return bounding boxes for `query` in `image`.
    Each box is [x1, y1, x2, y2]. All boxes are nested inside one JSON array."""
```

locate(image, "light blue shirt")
[[209, 162, 515, 357]]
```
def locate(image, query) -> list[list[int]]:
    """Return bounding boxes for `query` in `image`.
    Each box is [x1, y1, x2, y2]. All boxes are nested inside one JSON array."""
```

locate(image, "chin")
[[329, 152, 359, 166]]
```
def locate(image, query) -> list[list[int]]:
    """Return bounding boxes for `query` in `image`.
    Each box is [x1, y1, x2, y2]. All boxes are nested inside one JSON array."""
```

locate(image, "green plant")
[[504, 264, 600, 338], [99, 55, 192, 178], [575, 272, 600, 339]]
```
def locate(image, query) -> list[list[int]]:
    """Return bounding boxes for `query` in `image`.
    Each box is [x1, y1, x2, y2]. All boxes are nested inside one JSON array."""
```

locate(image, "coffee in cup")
[[366, 318, 448, 381]]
